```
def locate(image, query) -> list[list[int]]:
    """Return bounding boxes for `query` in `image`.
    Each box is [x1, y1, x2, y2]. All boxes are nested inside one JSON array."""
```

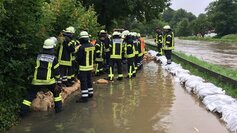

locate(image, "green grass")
[[173, 51, 237, 97], [179, 34, 237, 43]]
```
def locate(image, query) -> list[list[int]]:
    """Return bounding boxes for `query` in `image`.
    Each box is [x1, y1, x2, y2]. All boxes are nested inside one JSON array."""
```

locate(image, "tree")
[[78, 0, 171, 30], [206, 0, 237, 36], [175, 18, 192, 37], [190, 14, 212, 36]]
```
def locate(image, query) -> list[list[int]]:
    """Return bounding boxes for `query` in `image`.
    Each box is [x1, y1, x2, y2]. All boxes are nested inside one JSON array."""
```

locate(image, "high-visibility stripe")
[[54, 63, 59, 69], [95, 58, 103, 62], [128, 66, 133, 77], [22, 100, 31, 106], [33, 60, 40, 80], [54, 96, 62, 102], [88, 88, 93, 91], [118, 74, 123, 77], [82, 94, 89, 97], [108, 67, 114, 80], [47, 62, 52, 80], [32, 78, 56, 85], [81, 90, 89, 93], [79, 65, 93, 71]]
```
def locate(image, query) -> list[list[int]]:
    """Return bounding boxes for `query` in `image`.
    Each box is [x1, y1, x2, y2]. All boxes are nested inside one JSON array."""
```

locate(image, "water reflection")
[[8, 62, 175, 133]]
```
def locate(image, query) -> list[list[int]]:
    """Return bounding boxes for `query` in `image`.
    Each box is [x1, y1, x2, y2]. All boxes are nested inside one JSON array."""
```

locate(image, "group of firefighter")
[[20, 25, 174, 117]]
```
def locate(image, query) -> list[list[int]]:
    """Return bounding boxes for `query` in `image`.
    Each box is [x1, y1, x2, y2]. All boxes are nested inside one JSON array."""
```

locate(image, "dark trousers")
[[164, 50, 172, 64], [78, 71, 93, 99], [157, 43, 163, 55], [137, 56, 143, 70], [20, 84, 62, 115], [68, 60, 78, 81], [95, 61, 104, 75], [127, 58, 134, 78], [108, 59, 123, 80], [60, 65, 70, 84], [105, 52, 110, 71]]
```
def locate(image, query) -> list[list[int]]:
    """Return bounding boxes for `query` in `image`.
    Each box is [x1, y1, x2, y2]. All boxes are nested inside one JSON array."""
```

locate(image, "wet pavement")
[[146, 38, 237, 70], [8, 62, 230, 133]]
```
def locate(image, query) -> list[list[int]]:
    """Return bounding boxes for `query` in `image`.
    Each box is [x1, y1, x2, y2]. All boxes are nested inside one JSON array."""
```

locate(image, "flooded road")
[[146, 38, 237, 69], [8, 62, 230, 133]]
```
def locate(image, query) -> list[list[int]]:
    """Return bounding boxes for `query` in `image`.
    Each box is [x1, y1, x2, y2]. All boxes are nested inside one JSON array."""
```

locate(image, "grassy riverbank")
[[179, 34, 237, 43], [173, 51, 237, 97]]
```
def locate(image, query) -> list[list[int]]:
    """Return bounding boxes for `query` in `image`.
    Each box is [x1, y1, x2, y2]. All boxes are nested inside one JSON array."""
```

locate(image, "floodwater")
[[146, 38, 237, 69], [8, 62, 230, 133]]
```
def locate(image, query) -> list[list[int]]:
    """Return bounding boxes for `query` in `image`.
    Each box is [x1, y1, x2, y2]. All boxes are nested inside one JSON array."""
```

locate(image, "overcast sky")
[[170, 0, 215, 16]]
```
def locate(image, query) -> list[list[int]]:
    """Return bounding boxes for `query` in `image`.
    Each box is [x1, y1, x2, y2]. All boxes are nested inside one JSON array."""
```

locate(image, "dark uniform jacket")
[[110, 37, 123, 59], [58, 34, 76, 66], [32, 49, 60, 85], [95, 39, 105, 62], [76, 41, 95, 71]]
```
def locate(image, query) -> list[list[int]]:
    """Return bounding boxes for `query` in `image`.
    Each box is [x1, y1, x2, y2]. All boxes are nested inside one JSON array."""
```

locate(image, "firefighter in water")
[[108, 31, 124, 81], [94, 30, 106, 76], [137, 33, 144, 70], [155, 27, 163, 56], [124, 32, 135, 78], [20, 39, 63, 117], [58, 26, 76, 86], [162, 25, 174, 65], [76, 31, 95, 103], [132, 32, 138, 77]]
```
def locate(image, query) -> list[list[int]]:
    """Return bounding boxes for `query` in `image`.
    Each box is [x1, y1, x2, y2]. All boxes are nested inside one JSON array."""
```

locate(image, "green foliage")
[[0, 0, 101, 131], [79, 0, 171, 30], [190, 14, 212, 36], [175, 18, 192, 37], [206, 0, 237, 36]]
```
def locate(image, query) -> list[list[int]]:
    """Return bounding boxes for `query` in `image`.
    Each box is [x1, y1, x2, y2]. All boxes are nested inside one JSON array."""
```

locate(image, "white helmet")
[[99, 30, 106, 34], [137, 33, 141, 37], [122, 30, 129, 38], [163, 25, 171, 30], [79, 31, 89, 39], [133, 32, 137, 37], [64, 26, 75, 33], [43, 39, 55, 49], [112, 31, 121, 36], [49, 37, 58, 47]]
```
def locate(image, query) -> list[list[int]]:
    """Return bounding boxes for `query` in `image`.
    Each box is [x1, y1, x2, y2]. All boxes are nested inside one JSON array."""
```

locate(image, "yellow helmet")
[[64, 26, 75, 33], [43, 39, 55, 49], [163, 25, 171, 30], [79, 31, 89, 39]]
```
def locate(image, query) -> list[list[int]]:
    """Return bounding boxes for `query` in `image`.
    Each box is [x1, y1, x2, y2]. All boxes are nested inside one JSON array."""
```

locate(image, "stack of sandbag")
[[147, 49, 237, 133], [61, 79, 80, 103], [143, 50, 157, 62], [31, 79, 81, 111], [31, 91, 54, 111]]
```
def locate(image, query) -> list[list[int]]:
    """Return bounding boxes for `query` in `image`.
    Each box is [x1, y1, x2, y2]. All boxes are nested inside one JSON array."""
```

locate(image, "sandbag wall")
[[31, 79, 81, 111], [148, 50, 237, 133]]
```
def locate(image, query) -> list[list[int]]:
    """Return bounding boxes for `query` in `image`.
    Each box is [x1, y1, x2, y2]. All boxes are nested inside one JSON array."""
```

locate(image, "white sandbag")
[[220, 104, 237, 133], [184, 80, 203, 93], [147, 50, 158, 57], [193, 83, 216, 94], [156, 56, 167, 64], [202, 94, 236, 112], [197, 86, 225, 99]]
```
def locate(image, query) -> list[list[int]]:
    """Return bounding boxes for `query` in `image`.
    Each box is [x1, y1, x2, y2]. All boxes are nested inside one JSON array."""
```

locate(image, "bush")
[[0, 0, 101, 131]]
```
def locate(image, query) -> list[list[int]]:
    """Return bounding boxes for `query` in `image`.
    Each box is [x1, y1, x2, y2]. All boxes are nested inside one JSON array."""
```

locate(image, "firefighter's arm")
[[76, 46, 83, 63]]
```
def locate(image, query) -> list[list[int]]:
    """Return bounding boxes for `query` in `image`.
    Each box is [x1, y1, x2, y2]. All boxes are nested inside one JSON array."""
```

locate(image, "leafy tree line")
[[0, 0, 101, 131]]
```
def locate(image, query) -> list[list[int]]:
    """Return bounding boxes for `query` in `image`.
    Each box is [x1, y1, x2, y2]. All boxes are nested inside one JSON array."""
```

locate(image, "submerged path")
[[8, 62, 230, 133]]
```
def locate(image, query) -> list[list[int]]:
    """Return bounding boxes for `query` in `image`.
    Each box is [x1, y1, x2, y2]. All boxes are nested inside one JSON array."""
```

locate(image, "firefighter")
[[163, 25, 174, 65], [104, 32, 111, 72], [137, 33, 144, 70], [155, 27, 163, 56], [124, 32, 135, 78], [107, 31, 124, 81], [76, 31, 95, 103], [132, 32, 138, 77], [58, 26, 76, 86], [94, 30, 106, 76], [20, 39, 62, 117]]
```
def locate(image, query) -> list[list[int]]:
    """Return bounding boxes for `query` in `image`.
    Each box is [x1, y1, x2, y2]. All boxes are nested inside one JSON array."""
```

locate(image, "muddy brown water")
[[8, 62, 230, 133], [146, 38, 237, 69]]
